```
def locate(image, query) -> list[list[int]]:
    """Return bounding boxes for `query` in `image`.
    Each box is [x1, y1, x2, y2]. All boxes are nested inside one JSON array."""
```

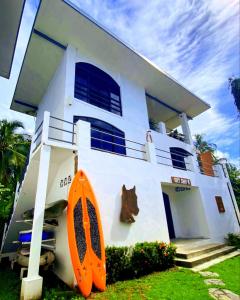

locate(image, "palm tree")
[[194, 134, 217, 154], [0, 120, 30, 186]]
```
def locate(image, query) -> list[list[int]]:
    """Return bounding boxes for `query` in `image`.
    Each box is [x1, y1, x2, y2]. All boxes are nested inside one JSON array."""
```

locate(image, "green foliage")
[[225, 233, 240, 248], [0, 119, 30, 239], [229, 77, 240, 113], [0, 119, 30, 186], [106, 242, 176, 284], [194, 134, 217, 154], [227, 163, 240, 209], [106, 245, 132, 283], [149, 118, 159, 132], [0, 183, 14, 220], [168, 129, 185, 142]]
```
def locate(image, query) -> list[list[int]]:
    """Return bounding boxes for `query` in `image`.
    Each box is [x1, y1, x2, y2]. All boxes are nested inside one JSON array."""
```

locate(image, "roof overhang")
[[0, 0, 26, 79], [11, 0, 210, 123]]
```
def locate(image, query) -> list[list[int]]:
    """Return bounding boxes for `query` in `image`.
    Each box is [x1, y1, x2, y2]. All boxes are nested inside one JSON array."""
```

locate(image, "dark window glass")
[[74, 63, 122, 116], [170, 147, 192, 170], [74, 116, 126, 155]]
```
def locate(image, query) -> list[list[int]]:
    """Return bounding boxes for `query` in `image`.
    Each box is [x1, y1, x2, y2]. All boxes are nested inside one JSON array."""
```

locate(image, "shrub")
[[225, 233, 240, 248], [106, 242, 176, 284], [105, 246, 133, 283]]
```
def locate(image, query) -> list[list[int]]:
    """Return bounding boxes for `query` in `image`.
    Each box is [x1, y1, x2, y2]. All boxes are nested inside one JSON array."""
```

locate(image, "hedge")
[[106, 241, 176, 283]]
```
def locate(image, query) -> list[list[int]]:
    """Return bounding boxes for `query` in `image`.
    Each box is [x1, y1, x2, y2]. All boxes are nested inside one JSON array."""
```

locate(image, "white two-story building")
[[1, 1, 239, 299]]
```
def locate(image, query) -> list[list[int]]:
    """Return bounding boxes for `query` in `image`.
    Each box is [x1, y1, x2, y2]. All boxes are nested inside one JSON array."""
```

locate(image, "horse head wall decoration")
[[120, 185, 139, 224]]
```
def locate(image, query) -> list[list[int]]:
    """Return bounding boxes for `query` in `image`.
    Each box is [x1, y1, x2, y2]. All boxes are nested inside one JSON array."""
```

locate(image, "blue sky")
[[0, 0, 239, 166]]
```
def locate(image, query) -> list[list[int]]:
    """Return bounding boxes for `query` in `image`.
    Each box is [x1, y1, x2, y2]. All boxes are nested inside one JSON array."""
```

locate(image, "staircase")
[[174, 239, 238, 269]]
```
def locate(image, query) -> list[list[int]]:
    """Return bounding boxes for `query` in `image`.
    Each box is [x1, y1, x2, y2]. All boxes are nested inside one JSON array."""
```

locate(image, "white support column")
[[42, 111, 50, 144], [76, 120, 91, 169], [213, 164, 224, 179], [64, 45, 76, 106], [179, 113, 193, 145], [21, 144, 51, 300], [158, 122, 166, 135]]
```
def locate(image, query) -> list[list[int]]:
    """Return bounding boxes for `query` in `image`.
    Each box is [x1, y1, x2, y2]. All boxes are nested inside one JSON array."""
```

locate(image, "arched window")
[[74, 116, 126, 155], [74, 63, 122, 116], [170, 147, 192, 170]]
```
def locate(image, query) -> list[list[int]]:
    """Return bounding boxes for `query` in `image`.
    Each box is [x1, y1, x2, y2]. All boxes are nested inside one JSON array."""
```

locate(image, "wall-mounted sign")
[[171, 176, 191, 186], [215, 196, 225, 213]]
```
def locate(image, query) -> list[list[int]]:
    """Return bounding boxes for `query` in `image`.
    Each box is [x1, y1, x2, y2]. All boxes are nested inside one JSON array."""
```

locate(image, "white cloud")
[[70, 0, 239, 158]]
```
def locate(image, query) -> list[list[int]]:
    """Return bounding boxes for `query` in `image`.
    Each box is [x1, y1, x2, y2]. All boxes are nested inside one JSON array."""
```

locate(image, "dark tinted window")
[[170, 147, 192, 170], [74, 63, 122, 116], [74, 116, 126, 155]]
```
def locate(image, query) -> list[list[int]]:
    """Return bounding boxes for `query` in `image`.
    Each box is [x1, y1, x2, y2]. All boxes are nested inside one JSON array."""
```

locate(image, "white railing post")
[[76, 120, 91, 169], [21, 144, 51, 300], [158, 122, 166, 135], [145, 142, 157, 164], [179, 113, 193, 145], [42, 111, 50, 144], [145, 131, 157, 164]]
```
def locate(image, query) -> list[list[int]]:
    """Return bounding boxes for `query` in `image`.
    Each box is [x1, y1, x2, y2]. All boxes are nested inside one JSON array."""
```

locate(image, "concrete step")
[[176, 243, 225, 259], [192, 250, 240, 272], [175, 246, 236, 268]]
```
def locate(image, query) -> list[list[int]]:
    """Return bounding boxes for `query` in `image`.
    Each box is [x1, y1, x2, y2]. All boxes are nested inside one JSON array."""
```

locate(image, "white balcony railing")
[[28, 111, 224, 179]]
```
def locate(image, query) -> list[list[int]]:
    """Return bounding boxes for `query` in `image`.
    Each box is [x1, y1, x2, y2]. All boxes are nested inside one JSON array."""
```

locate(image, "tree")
[[229, 77, 240, 113], [227, 164, 240, 209], [194, 134, 217, 154], [0, 183, 14, 220], [0, 120, 30, 186], [0, 119, 30, 229]]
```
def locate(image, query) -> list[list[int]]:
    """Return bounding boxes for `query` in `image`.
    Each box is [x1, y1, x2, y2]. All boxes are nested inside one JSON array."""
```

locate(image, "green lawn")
[[206, 256, 240, 295], [0, 256, 239, 300]]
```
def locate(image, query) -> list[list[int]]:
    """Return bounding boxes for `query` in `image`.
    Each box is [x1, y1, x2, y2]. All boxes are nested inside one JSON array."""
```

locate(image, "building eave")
[[10, 0, 210, 120], [0, 0, 26, 79]]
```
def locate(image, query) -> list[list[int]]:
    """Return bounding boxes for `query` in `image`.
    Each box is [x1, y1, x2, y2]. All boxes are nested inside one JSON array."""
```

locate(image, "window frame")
[[170, 147, 192, 171], [74, 63, 122, 116], [73, 116, 126, 155]]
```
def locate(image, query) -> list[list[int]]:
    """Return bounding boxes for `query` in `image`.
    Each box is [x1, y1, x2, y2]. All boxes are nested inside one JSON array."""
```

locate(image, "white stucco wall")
[[62, 45, 150, 147], [198, 175, 240, 242]]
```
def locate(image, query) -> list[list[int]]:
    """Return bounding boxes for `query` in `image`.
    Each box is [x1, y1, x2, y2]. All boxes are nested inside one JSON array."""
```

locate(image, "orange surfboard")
[[67, 170, 106, 297]]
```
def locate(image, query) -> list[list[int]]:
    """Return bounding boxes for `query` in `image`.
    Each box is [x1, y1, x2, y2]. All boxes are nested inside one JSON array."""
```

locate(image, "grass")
[[205, 256, 240, 295], [0, 256, 239, 299], [89, 268, 211, 300], [0, 264, 20, 300]]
